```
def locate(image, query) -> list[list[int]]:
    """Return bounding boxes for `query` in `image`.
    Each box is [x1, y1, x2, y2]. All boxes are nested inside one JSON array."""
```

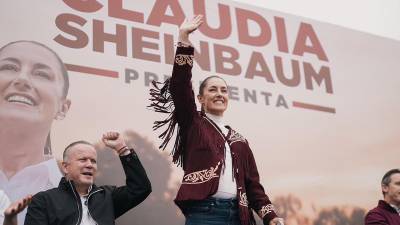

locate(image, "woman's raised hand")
[[178, 15, 203, 45]]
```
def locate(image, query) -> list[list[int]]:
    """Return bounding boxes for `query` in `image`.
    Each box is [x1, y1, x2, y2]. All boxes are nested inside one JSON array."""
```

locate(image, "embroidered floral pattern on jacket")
[[258, 204, 275, 218], [175, 54, 193, 66], [228, 129, 246, 144], [182, 162, 220, 184], [239, 191, 249, 207]]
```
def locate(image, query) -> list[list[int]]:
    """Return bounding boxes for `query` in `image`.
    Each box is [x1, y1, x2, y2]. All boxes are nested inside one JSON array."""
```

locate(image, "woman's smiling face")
[[197, 77, 229, 116], [0, 42, 69, 126]]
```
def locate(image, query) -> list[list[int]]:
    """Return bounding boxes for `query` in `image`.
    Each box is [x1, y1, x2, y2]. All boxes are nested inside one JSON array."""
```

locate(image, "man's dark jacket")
[[24, 152, 151, 225]]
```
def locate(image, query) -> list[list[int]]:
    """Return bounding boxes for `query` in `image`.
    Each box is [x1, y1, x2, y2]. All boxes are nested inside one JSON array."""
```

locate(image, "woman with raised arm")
[[150, 15, 283, 225]]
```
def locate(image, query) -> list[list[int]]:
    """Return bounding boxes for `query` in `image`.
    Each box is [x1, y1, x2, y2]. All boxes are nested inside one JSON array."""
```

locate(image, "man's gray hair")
[[63, 140, 93, 162]]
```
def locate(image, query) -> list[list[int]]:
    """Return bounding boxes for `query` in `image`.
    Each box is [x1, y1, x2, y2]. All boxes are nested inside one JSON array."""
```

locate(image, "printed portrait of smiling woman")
[[0, 41, 71, 223]]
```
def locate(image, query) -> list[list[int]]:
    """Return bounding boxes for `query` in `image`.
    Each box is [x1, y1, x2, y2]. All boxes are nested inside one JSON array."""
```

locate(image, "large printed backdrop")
[[1, 1, 399, 224]]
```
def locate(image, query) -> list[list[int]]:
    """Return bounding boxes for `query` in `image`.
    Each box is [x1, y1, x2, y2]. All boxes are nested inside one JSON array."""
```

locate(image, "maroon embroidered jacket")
[[150, 46, 278, 225], [365, 200, 400, 225]]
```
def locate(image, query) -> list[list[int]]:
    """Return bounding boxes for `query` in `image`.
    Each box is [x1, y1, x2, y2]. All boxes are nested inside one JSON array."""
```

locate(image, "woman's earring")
[[201, 104, 205, 114]]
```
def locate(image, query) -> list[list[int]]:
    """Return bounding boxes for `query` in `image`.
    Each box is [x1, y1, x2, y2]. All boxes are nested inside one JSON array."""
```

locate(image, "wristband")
[[118, 145, 128, 152], [177, 41, 192, 48]]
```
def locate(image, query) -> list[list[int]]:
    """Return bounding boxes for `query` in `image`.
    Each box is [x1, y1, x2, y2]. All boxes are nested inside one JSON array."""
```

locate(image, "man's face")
[[383, 173, 400, 207], [62, 144, 97, 192]]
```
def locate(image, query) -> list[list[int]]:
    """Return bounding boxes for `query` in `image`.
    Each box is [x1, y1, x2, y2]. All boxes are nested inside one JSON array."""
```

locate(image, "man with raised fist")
[[24, 132, 151, 225]]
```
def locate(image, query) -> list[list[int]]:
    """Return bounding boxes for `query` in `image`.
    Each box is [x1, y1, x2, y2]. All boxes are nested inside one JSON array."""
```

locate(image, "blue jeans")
[[184, 197, 241, 225]]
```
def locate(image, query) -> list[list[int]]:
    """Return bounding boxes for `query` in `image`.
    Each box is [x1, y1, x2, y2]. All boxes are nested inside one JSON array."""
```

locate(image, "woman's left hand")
[[269, 217, 284, 225]]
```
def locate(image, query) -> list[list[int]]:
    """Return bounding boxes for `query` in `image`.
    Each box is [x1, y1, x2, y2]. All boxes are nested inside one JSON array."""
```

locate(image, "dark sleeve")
[[148, 46, 198, 165], [111, 150, 152, 218], [24, 193, 49, 225], [365, 210, 389, 225], [245, 144, 278, 225], [169, 46, 197, 128]]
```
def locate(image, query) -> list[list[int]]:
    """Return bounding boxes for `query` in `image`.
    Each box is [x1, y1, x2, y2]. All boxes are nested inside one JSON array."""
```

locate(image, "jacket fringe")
[[149, 79, 184, 166]]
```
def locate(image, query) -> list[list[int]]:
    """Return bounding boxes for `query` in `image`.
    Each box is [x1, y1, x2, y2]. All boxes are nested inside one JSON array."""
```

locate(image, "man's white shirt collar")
[[389, 204, 400, 215]]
